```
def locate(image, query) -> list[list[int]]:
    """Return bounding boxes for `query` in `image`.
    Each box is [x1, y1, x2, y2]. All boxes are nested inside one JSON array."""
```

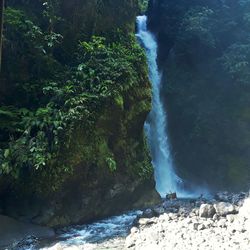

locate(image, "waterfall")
[[136, 15, 182, 198], [136, 16, 210, 198]]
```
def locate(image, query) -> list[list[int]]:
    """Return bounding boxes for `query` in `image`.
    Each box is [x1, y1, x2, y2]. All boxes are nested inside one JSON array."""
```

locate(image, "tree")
[[0, 0, 4, 73]]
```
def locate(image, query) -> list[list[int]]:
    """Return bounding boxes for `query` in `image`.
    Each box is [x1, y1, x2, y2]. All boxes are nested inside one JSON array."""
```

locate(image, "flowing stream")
[[136, 15, 182, 198], [10, 211, 141, 250]]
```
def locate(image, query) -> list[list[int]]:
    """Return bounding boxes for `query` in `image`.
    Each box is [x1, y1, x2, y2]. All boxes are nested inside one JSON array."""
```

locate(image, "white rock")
[[226, 214, 236, 223], [125, 235, 136, 248], [217, 218, 227, 228], [239, 197, 250, 219], [214, 202, 237, 216], [159, 213, 170, 222], [197, 224, 206, 230], [130, 226, 139, 234], [213, 214, 220, 221], [138, 217, 157, 226]]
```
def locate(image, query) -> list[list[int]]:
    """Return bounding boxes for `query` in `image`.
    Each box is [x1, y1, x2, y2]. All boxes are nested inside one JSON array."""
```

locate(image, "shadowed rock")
[[0, 215, 55, 248]]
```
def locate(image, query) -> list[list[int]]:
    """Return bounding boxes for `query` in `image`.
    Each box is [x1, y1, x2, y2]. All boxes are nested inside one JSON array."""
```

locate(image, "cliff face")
[[148, 0, 250, 191], [0, 0, 160, 227]]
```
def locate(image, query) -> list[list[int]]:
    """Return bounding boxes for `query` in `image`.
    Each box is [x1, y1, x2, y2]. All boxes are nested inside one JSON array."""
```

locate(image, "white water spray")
[[136, 15, 183, 197]]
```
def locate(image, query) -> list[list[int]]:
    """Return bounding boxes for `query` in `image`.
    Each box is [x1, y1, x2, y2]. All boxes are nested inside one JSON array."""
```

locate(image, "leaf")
[[4, 149, 10, 158]]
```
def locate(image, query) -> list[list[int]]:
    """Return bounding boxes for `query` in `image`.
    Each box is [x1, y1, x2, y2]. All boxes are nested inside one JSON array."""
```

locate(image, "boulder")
[[166, 192, 177, 200], [143, 208, 154, 218], [199, 204, 216, 218], [214, 202, 237, 216], [153, 206, 165, 216]]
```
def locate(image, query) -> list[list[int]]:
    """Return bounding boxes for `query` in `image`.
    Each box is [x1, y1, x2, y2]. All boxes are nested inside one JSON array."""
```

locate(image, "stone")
[[226, 214, 236, 223], [199, 204, 216, 218], [217, 218, 227, 228], [203, 220, 213, 228], [213, 214, 220, 221], [125, 235, 136, 248], [138, 217, 157, 226], [130, 227, 139, 234], [193, 223, 200, 230], [143, 208, 154, 218], [159, 213, 170, 222], [197, 224, 206, 230], [168, 213, 178, 221], [214, 202, 237, 216], [153, 206, 165, 215], [166, 192, 177, 200]]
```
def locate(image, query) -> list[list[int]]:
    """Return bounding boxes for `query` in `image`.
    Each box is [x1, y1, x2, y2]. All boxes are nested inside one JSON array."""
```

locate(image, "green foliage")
[[5, 7, 62, 54], [179, 7, 216, 48], [3, 6, 63, 90], [0, 106, 64, 178], [150, 0, 250, 190], [0, 106, 20, 131], [138, 0, 149, 13], [0, 0, 152, 196], [0, 31, 150, 191], [106, 157, 117, 172]]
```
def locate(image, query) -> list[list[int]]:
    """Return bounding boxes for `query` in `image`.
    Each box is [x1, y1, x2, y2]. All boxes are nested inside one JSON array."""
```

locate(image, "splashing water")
[[12, 211, 142, 250], [41, 211, 141, 249]]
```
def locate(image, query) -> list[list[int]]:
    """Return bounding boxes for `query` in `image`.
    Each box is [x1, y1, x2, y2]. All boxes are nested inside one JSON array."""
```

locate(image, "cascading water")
[[136, 15, 183, 198]]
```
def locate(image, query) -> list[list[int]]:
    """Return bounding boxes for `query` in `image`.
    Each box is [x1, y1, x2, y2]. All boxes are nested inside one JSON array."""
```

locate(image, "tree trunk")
[[0, 0, 4, 73]]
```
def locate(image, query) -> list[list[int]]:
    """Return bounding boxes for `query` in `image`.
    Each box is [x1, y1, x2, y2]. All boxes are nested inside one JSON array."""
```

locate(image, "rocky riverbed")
[[125, 192, 250, 250], [5, 192, 250, 250]]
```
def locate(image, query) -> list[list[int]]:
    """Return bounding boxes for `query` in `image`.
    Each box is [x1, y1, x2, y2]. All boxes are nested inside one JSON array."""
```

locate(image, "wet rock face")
[[30, 178, 161, 228]]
